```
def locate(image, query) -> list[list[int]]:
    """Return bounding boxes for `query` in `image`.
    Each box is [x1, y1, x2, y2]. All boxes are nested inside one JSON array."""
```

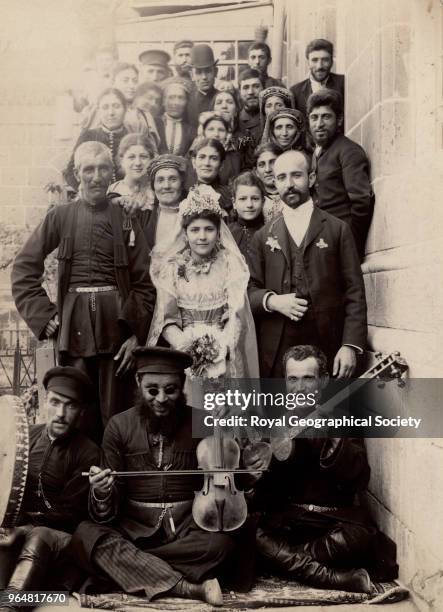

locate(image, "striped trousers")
[[92, 524, 235, 601]]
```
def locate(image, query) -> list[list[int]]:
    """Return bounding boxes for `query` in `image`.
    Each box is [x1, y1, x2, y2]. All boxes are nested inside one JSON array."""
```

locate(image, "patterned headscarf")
[[261, 108, 306, 151], [259, 86, 294, 129], [149, 154, 187, 186]]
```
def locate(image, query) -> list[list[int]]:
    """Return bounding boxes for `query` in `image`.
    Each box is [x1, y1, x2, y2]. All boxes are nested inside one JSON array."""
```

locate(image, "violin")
[[192, 427, 247, 532]]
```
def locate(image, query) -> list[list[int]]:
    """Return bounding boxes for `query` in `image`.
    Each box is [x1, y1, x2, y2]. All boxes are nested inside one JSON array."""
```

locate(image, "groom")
[[247, 149, 367, 378]]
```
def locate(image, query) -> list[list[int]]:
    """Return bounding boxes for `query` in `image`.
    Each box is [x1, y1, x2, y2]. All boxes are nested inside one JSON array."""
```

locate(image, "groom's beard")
[[135, 388, 187, 437]]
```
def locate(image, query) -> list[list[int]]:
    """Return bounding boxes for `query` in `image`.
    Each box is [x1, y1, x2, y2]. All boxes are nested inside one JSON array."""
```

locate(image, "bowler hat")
[[43, 366, 93, 404], [139, 49, 171, 67], [190, 44, 218, 69], [133, 347, 192, 374]]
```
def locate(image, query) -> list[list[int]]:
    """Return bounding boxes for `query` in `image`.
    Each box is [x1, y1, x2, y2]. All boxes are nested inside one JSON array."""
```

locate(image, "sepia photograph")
[[0, 1, 442, 611]]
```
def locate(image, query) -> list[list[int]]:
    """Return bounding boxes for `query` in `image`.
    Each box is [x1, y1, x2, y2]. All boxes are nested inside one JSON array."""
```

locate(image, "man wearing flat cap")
[[172, 40, 194, 80], [71, 347, 235, 606], [139, 49, 171, 84], [0, 367, 100, 607], [188, 44, 220, 127], [155, 77, 196, 156]]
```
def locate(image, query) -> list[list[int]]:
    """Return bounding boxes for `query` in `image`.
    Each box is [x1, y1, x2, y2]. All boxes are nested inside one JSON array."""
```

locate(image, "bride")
[[148, 185, 259, 396]]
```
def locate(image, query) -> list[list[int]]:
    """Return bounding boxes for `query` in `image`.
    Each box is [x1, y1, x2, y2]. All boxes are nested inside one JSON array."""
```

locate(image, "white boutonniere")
[[316, 238, 328, 249], [266, 236, 281, 252]]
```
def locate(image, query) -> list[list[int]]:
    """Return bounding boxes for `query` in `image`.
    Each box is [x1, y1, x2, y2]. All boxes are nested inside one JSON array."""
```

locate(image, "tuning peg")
[[375, 351, 382, 360], [390, 367, 400, 377], [397, 379, 406, 388], [393, 351, 400, 357]]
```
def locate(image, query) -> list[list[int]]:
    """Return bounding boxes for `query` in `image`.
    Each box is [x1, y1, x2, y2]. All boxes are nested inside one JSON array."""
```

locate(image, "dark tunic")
[[188, 86, 220, 127], [229, 214, 265, 260], [312, 134, 374, 260], [71, 405, 237, 599], [59, 199, 126, 357], [12, 198, 155, 348], [63, 126, 128, 190], [238, 108, 262, 149], [256, 438, 398, 581], [20, 424, 101, 533]]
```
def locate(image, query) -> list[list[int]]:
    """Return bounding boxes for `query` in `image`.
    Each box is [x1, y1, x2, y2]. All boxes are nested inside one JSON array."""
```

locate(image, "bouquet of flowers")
[[188, 333, 221, 378]]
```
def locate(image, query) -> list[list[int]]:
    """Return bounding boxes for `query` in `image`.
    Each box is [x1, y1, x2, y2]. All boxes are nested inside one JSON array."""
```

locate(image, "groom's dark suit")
[[247, 207, 367, 377]]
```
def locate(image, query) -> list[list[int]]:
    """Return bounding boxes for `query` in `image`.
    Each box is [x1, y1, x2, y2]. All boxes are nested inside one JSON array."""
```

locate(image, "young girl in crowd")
[[212, 88, 256, 169], [64, 87, 128, 190], [201, 113, 242, 185], [229, 171, 266, 260], [253, 142, 283, 222], [188, 137, 232, 213], [108, 133, 156, 213]]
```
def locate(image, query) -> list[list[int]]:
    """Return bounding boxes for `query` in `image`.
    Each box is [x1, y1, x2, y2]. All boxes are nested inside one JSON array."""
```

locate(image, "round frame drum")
[[0, 395, 29, 528]]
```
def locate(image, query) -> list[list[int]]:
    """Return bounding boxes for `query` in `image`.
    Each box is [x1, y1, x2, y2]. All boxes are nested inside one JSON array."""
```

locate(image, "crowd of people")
[[0, 36, 395, 611]]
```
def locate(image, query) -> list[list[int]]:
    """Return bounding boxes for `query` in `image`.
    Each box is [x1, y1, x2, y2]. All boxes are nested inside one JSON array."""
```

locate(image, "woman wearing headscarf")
[[261, 107, 307, 152], [259, 86, 294, 132]]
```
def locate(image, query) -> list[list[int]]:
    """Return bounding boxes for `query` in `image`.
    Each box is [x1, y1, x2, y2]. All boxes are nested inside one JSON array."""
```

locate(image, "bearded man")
[[238, 69, 265, 146], [71, 347, 265, 606], [247, 149, 367, 378]]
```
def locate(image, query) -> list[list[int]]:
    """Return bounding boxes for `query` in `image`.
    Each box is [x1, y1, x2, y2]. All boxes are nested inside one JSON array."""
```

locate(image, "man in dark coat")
[[12, 141, 156, 439], [155, 77, 196, 156], [238, 68, 265, 146], [0, 367, 100, 606], [308, 88, 374, 260], [188, 45, 219, 127], [71, 347, 266, 606], [247, 42, 283, 88], [290, 39, 345, 120], [255, 344, 398, 589], [247, 150, 367, 378]]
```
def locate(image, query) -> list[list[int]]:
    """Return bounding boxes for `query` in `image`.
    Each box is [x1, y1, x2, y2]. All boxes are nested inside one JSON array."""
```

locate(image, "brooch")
[[315, 238, 328, 249], [266, 236, 282, 252]]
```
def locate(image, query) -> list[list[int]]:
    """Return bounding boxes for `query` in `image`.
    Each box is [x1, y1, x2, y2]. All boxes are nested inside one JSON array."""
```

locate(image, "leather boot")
[[307, 525, 374, 567], [256, 528, 374, 594], [2, 532, 52, 611], [169, 577, 223, 606]]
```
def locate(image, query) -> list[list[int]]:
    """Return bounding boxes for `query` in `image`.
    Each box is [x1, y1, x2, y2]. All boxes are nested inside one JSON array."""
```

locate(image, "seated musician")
[[0, 367, 100, 609], [255, 345, 398, 593], [71, 347, 266, 606]]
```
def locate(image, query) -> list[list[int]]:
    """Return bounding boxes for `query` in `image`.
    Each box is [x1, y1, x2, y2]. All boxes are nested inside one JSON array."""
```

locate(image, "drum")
[[0, 395, 29, 528]]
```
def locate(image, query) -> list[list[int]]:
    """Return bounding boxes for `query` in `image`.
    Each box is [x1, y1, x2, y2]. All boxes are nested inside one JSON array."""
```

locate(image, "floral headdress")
[[178, 185, 225, 222]]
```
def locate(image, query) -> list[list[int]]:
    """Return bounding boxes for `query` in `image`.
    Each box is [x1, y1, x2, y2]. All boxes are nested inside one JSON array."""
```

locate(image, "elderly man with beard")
[[71, 347, 245, 606], [238, 68, 265, 147], [247, 149, 367, 378]]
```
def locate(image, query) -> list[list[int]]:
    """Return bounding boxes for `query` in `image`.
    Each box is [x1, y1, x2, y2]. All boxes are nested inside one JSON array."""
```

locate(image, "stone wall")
[[335, 0, 442, 608], [282, 0, 443, 608]]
